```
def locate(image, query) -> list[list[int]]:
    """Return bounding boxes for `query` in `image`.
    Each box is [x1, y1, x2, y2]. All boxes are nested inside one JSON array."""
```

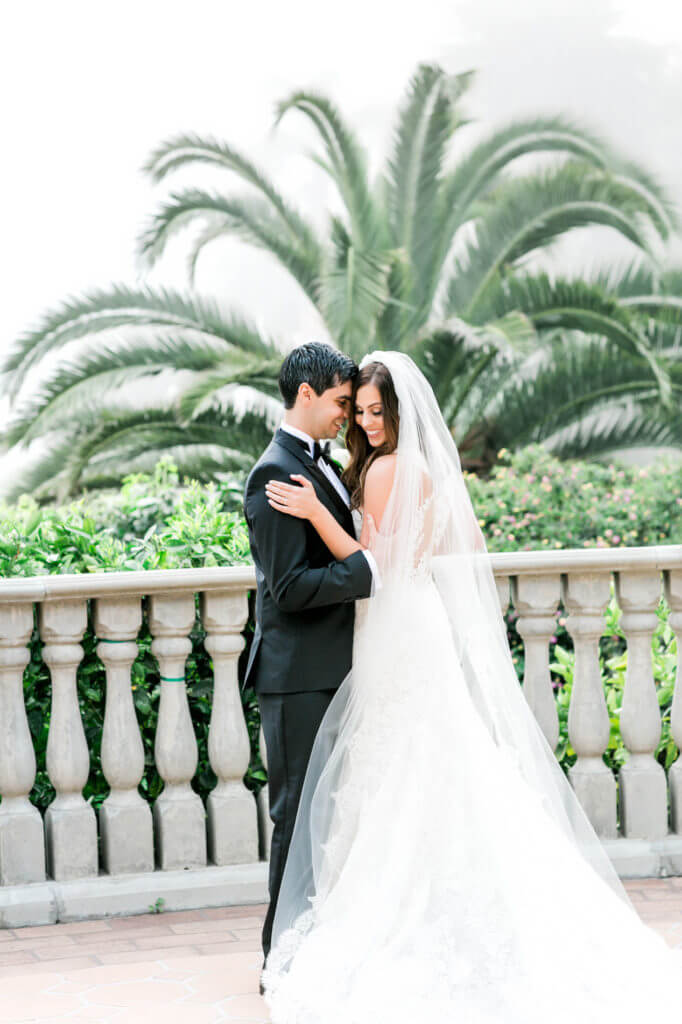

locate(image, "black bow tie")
[[312, 440, 331, 462]]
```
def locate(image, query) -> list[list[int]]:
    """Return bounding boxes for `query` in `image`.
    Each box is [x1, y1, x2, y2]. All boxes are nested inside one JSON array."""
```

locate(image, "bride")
[[261, 351, 680, 1021]]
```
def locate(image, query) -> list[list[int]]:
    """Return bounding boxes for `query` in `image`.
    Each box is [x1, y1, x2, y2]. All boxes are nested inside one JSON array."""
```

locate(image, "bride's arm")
[[359, 455, 396, 547], [265, 455, 396, 561]]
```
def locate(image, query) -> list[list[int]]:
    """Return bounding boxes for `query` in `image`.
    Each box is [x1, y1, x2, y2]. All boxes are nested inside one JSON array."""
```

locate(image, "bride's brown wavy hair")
[[342, 361, 400, 509]]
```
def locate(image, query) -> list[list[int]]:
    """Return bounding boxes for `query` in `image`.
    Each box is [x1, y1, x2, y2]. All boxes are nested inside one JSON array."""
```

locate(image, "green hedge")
[[466, 444, 682, 551], [0, 450, 679, 815]]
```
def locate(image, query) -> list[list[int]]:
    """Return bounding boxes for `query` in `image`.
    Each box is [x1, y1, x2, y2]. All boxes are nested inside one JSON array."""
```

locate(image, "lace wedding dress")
[[262, 353, 681, 1022]]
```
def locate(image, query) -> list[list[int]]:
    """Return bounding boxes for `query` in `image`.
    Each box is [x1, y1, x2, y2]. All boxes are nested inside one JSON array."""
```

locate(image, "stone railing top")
[[489, 544, 682, 576], [0, 545, 679, 604], [0, 565, 257, 604]]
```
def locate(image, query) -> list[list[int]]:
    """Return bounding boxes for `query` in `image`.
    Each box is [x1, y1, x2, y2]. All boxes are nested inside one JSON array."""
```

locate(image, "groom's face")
[[299, 379, 353, 440]]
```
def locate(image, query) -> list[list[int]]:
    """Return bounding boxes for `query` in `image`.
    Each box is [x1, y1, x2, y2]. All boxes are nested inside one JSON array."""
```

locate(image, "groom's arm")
[[246, 464, 372, 613]]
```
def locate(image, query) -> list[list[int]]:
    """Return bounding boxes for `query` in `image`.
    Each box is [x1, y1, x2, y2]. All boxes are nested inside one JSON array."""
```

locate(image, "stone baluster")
[[94, 597, 153, 874], [200, 590, 257, 865], [562, 572, 617, 837], [513, 574, 561, 751], [666, 569, 682, 833], [0, 603, 46, 885], [40, 599, 98, 880], [615, 570, 668, 839], [495, 575, 510, 615], [149, 593, 207, 870], [257, 725, 273, 860]]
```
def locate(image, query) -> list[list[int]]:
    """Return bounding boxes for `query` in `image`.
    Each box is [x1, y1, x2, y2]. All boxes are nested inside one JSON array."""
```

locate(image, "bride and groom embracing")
[[244, 342, 679, 1022]]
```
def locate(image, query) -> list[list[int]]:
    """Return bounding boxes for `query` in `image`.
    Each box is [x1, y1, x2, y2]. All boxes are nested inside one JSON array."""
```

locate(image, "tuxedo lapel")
[[274, 429, 350, 521]]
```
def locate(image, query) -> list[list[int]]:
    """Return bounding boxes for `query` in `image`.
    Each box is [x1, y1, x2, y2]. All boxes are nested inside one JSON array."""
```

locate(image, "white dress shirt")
[[279, 422, 381, 592]]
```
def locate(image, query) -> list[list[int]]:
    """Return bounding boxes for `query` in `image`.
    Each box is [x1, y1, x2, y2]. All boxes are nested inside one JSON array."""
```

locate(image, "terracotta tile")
[[158, 951, 261, 974], [229, 928, 262, 941], [134, 931, 238, 951], [107, 913, 174, 931], [192, 905, 267, 921], [11, 919, 112, 938], [24, 956, 100, 974], [223, 938, 264, 954], [85, 978, 191, 1006], [196, 939, 263, 956], [170, 917, 260, 935], [114, 1004, 220, 1024], [94, 945, 201, 966], [34, 939, 136, 961], [0, 950, 36, 967], [0, 934, 78, 955], [72, 923, 174, 944], [133, 909, 209, 925], [183, 968, 262, 1002], [222, 992, 269, 1016]]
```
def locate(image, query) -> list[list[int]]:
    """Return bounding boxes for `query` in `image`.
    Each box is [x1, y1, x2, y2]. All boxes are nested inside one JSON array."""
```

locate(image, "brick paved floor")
[[0, 880, 680, 1022]]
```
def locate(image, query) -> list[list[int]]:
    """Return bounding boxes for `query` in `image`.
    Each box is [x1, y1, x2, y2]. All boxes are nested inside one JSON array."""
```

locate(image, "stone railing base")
[[0, 861, 268, 930], [604, 835, 682, 879], [3, 838, 682, 929]]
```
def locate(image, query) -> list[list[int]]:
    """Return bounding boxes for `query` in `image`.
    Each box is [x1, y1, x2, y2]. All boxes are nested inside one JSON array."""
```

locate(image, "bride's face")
[[355, 383, 385, 447]]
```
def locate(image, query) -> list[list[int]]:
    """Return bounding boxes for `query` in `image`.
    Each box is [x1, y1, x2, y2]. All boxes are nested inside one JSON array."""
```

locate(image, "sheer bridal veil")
[[269, 349, 629, 965]]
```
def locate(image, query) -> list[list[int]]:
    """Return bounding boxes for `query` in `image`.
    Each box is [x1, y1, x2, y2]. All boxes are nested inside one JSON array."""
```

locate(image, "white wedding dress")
[[262, 353, 681, 1022]]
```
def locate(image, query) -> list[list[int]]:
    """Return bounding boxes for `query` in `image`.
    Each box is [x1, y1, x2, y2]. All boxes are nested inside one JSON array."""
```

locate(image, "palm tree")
[[2, 64, 680, 500]]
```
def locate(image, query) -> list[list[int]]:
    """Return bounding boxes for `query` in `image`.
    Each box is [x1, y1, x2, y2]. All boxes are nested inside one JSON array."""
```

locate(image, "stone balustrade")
[[0, 547, 680, 927]]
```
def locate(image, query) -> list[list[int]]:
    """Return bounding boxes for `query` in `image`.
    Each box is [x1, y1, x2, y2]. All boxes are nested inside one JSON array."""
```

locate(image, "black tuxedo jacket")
[[243, 428, 373, 694]]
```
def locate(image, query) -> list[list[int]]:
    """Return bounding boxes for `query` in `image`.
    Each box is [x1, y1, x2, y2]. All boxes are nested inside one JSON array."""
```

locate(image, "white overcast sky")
[[2, 0, 682, 356]]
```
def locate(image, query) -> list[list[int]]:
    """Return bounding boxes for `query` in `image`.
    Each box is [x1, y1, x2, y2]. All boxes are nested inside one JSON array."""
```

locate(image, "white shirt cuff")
[[361, 549, 382, 594]]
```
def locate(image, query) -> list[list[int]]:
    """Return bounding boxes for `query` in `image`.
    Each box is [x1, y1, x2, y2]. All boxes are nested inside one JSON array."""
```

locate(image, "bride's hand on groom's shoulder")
[[265, 475, 322, 521]]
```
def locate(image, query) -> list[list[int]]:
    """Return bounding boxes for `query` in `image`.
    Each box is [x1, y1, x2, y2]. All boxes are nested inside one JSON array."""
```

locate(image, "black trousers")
[[258, 689, 335, 963]]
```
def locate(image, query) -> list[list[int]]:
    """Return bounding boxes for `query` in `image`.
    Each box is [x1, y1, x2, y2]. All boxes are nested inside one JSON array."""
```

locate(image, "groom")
[[243, 342, 379, 966]]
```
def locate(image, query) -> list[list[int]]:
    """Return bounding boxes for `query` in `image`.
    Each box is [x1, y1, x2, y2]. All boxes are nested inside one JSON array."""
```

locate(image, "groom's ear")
[[297, 382, 313, 405]]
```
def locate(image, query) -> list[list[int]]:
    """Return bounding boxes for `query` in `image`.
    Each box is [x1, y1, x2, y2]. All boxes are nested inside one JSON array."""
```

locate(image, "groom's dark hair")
[[278, 342, 358, 409]]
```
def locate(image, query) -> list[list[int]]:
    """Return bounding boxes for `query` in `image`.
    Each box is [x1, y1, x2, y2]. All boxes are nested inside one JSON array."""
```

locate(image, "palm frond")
[[609, 159, 679, 238], [0, 284, 277, 398], [175, 359, 282, 424], [446, 163, 661, 319], [486, 334, 676, 450], [275, 90, 382, 248], [138, 190, 321, 306], [384, 64, 472, 307], [433, 117, 616, 295], [541, 400, 682, 460], [482, 273, 671, 400], [414, 319, 502, 418], [319, 218, 393, 359], [3, 333, 255, 444], [0, 431, 81, 503], [589, 259, 656, 297], [142, 132, 322, 252], [374, 249, 417, 350], [81, 443, 250, 488], [6, 366, 183, 445]]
